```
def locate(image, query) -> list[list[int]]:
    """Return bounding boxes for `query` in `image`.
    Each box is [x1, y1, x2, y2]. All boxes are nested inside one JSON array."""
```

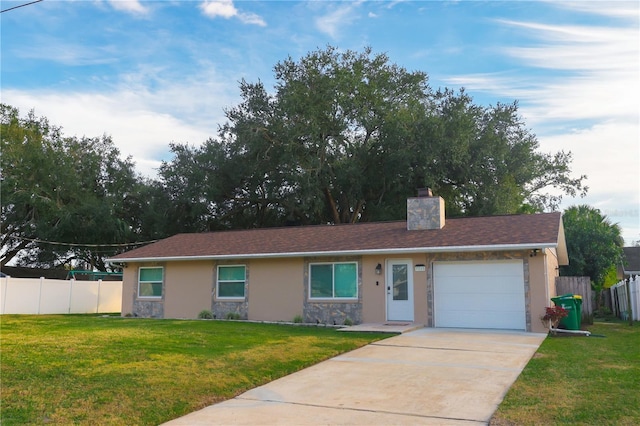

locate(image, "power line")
[[17, 236, 158, 248], [1, 0, 44, 14]]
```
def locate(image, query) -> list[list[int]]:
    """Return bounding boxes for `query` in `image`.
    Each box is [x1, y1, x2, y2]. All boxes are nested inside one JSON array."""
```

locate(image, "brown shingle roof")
[[109, 212, 564, 261]]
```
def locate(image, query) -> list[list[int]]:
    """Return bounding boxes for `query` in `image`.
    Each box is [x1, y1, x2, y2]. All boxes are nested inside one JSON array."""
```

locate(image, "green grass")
[[0, 315, 389, 425], [492, 320, 640, 425]]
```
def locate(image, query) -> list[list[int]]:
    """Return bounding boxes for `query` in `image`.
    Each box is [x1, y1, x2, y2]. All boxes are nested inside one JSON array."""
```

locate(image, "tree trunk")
[[323, 188, 342, 224]]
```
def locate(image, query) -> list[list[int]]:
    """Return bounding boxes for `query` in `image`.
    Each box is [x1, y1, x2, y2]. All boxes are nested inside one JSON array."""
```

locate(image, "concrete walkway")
[[162, 328, 546, 425]]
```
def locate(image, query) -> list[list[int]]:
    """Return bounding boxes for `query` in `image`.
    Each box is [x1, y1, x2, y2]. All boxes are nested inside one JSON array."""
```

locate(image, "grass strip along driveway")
[[492, 321, 640, 425], [1, 315, 388, 425]]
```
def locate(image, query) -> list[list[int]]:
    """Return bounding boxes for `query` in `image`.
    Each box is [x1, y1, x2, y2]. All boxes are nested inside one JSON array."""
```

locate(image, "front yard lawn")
[[492, 320, 640, 425], [0, 315, 389, 425]]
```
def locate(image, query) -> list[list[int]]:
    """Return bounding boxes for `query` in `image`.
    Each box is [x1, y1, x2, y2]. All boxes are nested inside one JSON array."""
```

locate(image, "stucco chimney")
[[407, 188, 445, 230]]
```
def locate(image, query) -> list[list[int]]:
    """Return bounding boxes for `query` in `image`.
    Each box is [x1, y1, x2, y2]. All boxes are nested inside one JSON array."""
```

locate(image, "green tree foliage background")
[[560, 205, 624, 291], [2, 46, 589, 269], [0, 105, 161, 270], [160, 46, 586, 230]]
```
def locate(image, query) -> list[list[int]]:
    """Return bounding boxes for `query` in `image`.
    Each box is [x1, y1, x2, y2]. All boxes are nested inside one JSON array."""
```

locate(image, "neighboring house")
[[621, 246, 640, 277], [108, 193, 568, 333]]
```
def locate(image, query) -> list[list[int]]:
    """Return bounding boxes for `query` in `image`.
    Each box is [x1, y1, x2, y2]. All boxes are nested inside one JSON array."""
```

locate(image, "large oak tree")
[[1, 105, 150, 270], [161, 46, 586, 229]]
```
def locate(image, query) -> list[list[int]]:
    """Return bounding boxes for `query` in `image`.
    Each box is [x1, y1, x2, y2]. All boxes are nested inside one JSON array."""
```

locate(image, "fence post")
[[37, 277, 44, 314], [2, 276, 8, 314], [96, 279, 102, 313], [68, 278, 75, 314], [626, 278, 633, 326]]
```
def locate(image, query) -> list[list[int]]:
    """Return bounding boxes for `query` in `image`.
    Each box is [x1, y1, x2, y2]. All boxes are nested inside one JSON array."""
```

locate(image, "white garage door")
[[434, 260, 526, 330]]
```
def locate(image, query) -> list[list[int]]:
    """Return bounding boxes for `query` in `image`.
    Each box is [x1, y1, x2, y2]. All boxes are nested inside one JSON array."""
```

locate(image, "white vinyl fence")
[[0, 276, 122, 315], [610, 276, 640, 321]]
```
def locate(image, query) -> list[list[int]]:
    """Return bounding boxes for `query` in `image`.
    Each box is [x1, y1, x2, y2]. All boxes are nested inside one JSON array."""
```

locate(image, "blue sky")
[[2, 0, 639, 244]]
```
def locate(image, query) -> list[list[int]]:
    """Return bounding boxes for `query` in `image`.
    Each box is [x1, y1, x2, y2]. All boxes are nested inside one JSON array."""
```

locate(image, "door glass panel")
[[392, 264, 408, 301]]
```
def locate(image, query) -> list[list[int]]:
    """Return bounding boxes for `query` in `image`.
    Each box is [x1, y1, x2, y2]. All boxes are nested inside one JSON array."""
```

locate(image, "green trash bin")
[[573, 295, 583, 328], [551, 294, 582, 330]]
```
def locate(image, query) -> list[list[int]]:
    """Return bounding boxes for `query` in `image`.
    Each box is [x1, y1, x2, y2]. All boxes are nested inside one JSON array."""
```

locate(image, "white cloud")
[[200, 0, 266, 26], [3, 89, 212, 177], [386, 0, 409, 9], [238, 11, 267, 27], [445, 18, 638, 127], [315, 4, 360, 39], [445, 7, 639, 243], [200, 0, 237, 18], [540, 121, 638, 197], [16, 37, 118, 66], [2, 61, 239, 178], [549, 0, 639, 19], [108, 0, 149, 15]]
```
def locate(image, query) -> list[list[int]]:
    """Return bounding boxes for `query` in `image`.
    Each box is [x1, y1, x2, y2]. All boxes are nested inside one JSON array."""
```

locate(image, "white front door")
[[386, 260, 414, 321]]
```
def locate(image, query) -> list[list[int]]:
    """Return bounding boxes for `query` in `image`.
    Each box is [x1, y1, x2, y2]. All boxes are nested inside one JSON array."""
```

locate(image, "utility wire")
[[16, 236, 158, 248], [1, 0, 44, 14]]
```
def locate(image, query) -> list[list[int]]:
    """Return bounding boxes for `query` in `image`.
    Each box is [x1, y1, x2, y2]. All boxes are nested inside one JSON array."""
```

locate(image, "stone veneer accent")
[[133, 300, 164, 318], [212, 301, 248, 319], [212, 261, 249, 319], [425, 251, 531, 331], [407, 196, 445, 230], [303, 256, 362, 325]]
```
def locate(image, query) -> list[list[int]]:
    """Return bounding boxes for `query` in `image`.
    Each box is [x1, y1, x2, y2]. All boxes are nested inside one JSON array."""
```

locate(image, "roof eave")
[[107, 242, 558, 264]]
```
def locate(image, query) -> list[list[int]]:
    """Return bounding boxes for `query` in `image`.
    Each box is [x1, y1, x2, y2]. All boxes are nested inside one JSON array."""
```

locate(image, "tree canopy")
[[1, 46, 590, 269], [160, 46, 586, 229], [0, 104, 158, 270], [560, 205, 624, 288]]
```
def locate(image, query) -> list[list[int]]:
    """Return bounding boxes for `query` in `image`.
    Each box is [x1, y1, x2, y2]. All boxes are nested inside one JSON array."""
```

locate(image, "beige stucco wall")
[[164, 261, 213, 318], [528, 253, 548, 333], [527, 248, 561, 333], [247, 258, 304, 322], [546, 248, 560, 300], [120, 247, 558, 332], [361, 256, 386, 323], [361, 254, 429, 324], [121, 265, 136, 316]]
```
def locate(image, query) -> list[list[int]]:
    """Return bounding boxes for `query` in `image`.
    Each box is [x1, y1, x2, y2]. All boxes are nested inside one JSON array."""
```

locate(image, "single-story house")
[[620, 246, 640, 278], [108, 193, 568, 333]]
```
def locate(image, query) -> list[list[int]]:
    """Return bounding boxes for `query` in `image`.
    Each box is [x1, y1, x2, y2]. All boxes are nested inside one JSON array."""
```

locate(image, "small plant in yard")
[[198, 310, 213, 319], [343, 317, 353, 326], [225, 312, 241, 320], [541, 305, 568, 334], [293, 314, 304, 323]]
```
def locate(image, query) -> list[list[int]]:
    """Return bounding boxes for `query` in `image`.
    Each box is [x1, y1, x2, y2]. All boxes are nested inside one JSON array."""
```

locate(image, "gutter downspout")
[[550, 327, 591, 336]]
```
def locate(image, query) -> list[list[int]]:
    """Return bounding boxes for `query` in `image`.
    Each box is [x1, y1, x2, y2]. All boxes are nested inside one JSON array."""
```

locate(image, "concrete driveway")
[[162, 328, 546, 425]]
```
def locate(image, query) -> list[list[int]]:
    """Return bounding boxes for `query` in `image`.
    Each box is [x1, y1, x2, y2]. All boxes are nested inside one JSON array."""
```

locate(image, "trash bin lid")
[[552, 294, 575, 300]]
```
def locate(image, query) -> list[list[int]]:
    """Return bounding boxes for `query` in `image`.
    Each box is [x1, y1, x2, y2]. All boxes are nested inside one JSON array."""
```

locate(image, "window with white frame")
[[309, 262, 358, 299], [138, 267, 163, 298], [217, 265, 246, 299]]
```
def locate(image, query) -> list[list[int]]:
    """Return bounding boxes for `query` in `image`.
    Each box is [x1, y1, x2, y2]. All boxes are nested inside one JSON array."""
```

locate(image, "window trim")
[[309, 261, 358, 300], [217, 264, 246, 300], [138, 266, 163, 299]]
